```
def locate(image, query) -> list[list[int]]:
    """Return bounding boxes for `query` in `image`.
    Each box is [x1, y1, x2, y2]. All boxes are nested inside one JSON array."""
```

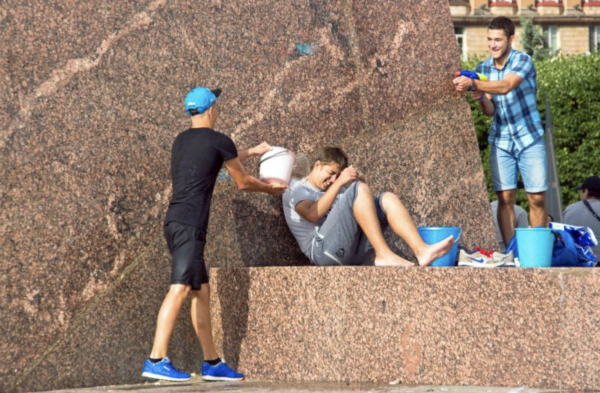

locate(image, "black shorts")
[[164, 221, 208, 290]]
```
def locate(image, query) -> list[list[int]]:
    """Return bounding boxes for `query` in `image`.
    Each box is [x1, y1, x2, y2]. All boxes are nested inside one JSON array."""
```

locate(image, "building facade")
[[451, 0, 600, 58]]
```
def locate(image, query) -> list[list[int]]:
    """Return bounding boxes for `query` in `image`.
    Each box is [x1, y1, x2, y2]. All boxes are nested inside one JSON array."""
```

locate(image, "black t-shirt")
[[165, 128, 238, 231]]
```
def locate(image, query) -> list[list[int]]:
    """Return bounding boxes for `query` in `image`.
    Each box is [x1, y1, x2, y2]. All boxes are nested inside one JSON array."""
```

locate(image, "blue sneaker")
[[201, 361, 244, 381], [141, 357, 191, 382]]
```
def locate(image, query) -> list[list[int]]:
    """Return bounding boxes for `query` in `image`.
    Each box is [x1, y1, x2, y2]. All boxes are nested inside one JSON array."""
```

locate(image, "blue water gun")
[[453, 70, 488, 81], [454, 70, 488, 100]]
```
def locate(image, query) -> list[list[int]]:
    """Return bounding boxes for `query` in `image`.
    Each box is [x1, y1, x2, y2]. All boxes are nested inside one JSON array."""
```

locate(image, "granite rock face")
[[211, 267, 600, 391], [0, 0, 494, 391]]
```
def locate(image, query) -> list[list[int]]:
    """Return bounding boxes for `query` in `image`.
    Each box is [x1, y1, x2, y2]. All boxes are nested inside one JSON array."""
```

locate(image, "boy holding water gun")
[[453, 16, 548, 250]]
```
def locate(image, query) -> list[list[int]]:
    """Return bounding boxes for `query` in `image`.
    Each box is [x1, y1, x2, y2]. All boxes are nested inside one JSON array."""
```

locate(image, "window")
[[489, 0, 516, 5], [591, 26, 600, 53], [543, 26, 559, 56], [455, 26, 467, 60]]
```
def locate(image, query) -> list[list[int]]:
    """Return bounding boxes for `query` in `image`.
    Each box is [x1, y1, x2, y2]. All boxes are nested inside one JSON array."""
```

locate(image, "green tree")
[[520, 18, 548, 61]]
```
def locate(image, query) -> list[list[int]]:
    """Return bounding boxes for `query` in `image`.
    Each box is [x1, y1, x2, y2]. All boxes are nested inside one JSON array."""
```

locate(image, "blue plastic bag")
[[550, 228, 579, 267], [549, 222, 597, 267]]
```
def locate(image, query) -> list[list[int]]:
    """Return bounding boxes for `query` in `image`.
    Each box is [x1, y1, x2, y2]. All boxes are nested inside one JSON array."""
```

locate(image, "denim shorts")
[[310, 181, 388, 266], [490, 136, 548, 193]]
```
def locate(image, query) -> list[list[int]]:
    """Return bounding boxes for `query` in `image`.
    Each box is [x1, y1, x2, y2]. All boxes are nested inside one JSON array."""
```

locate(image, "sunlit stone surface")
[[1, 0, 497, 391]]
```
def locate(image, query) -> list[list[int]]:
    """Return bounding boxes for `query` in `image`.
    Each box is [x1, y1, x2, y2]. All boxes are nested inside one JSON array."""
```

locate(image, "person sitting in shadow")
[[282, 146, 454, 267], [563, 175, 600, 257]]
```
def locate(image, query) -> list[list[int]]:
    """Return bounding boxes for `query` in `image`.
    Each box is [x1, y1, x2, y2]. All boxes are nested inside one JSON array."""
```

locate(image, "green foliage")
[[519, 18, 548, 61], [537, 53, 600, 206], [461, 52, 600, 211]]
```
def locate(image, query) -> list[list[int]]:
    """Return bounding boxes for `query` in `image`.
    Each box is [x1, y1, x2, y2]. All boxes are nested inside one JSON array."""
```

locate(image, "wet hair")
[[488, 16, 515, 38], [311, 147, 348, 170]]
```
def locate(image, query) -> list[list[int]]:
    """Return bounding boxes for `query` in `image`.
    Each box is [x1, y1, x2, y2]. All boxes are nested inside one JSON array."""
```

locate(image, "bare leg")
[[190, 284, 218, 361], [527, 191, 548, 228], [497, 190, 517, 246], [150, 284, 191, 359], [352, 183, 413, 266], [380, 192, 454, 266]]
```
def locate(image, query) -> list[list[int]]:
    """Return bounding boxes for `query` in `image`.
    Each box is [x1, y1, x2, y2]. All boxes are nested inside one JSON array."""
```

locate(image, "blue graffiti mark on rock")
[[218, 169, 233, 182], [295, 43, 317, 57]]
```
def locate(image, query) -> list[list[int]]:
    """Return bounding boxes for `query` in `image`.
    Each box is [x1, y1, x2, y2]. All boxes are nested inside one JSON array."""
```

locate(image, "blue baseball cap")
[[184, 87, 222, 116]]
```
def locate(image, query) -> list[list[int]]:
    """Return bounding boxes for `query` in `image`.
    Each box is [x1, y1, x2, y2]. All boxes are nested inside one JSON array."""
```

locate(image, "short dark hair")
[[312, 147, 348, 170], [488, 16, 515, 38], [588, 189, 600, 199]]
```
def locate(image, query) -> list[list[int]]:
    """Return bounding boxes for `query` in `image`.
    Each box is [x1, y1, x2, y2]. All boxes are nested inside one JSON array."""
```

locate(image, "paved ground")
[[45, 379, 566, 393]]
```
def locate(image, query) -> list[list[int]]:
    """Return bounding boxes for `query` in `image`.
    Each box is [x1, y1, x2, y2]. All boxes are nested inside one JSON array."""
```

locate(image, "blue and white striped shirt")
[[476, 49, 544, 154]]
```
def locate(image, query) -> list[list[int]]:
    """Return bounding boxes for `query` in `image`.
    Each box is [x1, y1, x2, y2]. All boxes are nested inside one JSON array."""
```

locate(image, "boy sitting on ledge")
[[282, 146, 454, 266]]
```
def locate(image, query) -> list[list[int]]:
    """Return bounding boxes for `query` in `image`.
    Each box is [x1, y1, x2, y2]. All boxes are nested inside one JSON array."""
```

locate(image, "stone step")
[[211, 267, 600, 391]]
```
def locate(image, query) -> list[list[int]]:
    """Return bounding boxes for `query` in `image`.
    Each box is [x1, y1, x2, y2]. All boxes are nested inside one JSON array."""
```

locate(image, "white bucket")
[[259, 147, 296, 186]]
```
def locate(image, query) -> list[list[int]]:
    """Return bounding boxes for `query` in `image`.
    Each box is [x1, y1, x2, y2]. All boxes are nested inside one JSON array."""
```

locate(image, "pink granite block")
[[212, 267, 348, 381], [211, 267, 600, 391], [558, 268, 600, 391], [9, 240, 202, 392], [0, 1, 152, 131], [1, 0, 496, 391], [452, 269, 562, 388], [351, 0, 461, 128], [343, 268, 463, 385]]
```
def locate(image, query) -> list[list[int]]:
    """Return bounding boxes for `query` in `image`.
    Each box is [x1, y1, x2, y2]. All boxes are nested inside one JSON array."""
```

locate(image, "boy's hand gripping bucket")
[[417, 227, 462, 267], [259, 147, 296, 186]]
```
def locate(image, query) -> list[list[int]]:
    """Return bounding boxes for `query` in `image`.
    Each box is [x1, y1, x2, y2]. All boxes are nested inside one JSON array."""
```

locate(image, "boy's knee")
[[528, 195, 546, 209], [379, 191, 394, 201], [169, 284, 192, 298], [355, 181, 370, 195], [347, 181, 374, 210], [192, 284, 211, 301], [496, 192, 516, 205], [345, 180, 365, 200]]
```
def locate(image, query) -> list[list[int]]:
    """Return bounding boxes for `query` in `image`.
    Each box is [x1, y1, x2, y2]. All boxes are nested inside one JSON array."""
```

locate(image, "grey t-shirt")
[[563, 199, 600, 257], [282, 179, 327, 258], [490, 200, 529, 251]]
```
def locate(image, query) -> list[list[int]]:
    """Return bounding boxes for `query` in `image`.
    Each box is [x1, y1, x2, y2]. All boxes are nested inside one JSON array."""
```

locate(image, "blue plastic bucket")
[[515, 228, 554, 268], [417, 227, 462, 267]]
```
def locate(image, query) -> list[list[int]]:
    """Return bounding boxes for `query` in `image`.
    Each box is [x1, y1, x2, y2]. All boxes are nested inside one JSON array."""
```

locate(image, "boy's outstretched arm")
[[236, 142, 272, 163], [224, 157, 285, 195], [453, 73, 523, 96]]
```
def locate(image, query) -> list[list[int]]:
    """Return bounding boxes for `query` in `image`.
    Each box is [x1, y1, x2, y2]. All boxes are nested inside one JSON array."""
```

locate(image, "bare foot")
[[374, 252, 415, 267], [415, 235, 455, 266]]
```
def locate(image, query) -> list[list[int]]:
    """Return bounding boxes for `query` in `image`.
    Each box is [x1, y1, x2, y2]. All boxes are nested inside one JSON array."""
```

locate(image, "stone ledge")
[[211, 267, 600, 391]]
